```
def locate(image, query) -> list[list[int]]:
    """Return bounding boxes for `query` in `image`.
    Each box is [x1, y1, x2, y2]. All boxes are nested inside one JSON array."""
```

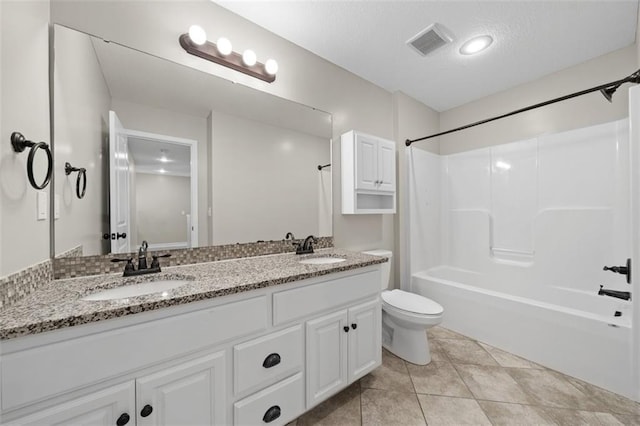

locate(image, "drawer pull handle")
[[343, 326, 349, 333], [351, 323, 357, 330], [262, 353, 281, 368], [116, 413, 130, 426], [140, 404, 153, 418], [263, 405, 281, 423]]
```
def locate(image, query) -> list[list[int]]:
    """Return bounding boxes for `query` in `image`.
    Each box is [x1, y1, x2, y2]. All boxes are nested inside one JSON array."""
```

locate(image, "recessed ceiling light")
[[459, 35, 493, 55]]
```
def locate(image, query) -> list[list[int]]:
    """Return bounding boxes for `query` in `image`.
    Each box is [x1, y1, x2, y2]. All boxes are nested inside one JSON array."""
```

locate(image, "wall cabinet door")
[[377, 139, 396, 192], [348, 299, 382, 382], [355, 134, 379, 191], [306, 310, 348, 408], [10, 382, 134, 426], [136, 351, 227, 426]]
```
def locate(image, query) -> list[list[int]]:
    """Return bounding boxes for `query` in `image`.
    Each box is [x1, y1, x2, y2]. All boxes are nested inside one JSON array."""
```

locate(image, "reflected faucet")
[[138, 240, 149, 270]]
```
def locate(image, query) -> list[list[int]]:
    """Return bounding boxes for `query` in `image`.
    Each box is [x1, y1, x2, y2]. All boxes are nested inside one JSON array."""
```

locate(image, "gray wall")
[[211, 111, 328, 244], [54, 25, 111, 257], [135, 173, 190, 245], [439, 45, 636, 154], [0, 1, 50, 276]]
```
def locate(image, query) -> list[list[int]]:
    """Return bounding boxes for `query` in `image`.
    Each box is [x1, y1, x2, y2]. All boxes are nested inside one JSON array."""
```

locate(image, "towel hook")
[[65, 162, 87, 199], [11, 132, 53, 190]]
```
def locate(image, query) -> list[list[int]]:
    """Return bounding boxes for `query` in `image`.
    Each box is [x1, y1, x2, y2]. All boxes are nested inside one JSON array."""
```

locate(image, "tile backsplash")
[[0, 260, 53, 309], [53, 237, 333, 280]]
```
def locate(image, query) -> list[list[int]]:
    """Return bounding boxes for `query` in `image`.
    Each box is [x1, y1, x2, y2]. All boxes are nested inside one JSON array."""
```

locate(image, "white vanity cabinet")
[[306, 299, 381, 407], [1, 266, 382, 426], [136, 351, 226, 426], [341, 130, 396, 214], [8, 382, 135, 426]]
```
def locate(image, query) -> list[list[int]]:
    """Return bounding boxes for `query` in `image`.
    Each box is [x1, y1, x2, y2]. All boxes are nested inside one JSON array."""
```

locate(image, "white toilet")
[[363, 250, 444, 365]]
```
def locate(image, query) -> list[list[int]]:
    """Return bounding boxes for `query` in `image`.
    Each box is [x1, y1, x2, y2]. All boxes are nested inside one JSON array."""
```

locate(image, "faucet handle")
[[150, 253, 171, 269], [111, 257, 135, 272]]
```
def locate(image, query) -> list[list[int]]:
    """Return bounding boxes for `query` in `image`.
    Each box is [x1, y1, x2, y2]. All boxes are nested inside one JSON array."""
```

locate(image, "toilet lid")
[[382, 290, 443, 315]]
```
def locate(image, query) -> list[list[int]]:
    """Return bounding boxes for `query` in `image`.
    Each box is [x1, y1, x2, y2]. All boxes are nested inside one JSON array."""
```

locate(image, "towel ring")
[[65, 162, 87, 199], [11, 132, 53, 190]]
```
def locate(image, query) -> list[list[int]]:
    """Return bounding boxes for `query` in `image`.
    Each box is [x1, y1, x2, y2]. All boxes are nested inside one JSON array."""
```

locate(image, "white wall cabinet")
[[342, 130, 396, 214], [2, 267, 382, 426], [306, 299, 381, 408]]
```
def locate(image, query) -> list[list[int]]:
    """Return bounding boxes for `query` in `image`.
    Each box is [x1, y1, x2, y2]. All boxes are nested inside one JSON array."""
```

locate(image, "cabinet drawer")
[[273, 269, 379, 325], [234, 325, 302, 396], [233, 373, 304, 426], [2, 296, 268, 412]]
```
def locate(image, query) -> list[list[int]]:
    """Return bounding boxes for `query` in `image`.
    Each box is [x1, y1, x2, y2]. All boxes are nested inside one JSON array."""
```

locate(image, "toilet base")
[[382, 311, 439, 365]]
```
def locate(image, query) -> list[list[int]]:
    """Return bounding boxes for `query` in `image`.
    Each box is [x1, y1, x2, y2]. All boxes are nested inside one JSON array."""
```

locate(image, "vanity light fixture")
[[459, 35, 493, 55], [179, 25, 277, 83]]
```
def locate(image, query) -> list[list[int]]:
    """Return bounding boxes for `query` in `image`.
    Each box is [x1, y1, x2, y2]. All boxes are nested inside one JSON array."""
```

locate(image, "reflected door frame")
[[123, 128, 199, 250]]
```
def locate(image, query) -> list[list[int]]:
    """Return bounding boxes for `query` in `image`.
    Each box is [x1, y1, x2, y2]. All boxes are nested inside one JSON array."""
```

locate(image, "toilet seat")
[[381, 289, 443, 316]]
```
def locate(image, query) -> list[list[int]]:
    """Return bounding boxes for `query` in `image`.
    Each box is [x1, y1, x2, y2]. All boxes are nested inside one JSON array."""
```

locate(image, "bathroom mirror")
[[52, 24, 332, 257]]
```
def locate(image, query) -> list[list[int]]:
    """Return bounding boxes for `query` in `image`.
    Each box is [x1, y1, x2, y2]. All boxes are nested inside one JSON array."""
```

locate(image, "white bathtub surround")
[[407, 118, 636, 399]]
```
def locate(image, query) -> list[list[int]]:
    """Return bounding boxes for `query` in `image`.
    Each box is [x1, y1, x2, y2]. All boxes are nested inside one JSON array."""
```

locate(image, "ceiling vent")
[[406, 23, 453, 56]]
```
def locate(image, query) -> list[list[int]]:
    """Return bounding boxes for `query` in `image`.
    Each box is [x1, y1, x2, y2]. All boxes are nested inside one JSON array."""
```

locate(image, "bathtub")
[[412, 266, 635, 399]]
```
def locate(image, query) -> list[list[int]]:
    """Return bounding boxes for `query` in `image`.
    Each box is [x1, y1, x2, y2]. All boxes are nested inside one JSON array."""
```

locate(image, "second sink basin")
[[82, 280, 190, 301], [299, 257, 346, 265]]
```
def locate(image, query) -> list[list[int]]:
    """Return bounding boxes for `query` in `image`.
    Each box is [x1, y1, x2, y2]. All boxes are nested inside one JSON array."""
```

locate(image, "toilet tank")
[[362, 249, 392, 291]]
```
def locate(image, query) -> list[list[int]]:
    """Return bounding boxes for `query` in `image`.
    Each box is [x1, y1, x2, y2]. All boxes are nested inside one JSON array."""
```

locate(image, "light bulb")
[[459, 35, 493, 55], [242, 49, 257, 66], [216, 37, 232, 56], [188, 25, 207, 46], [264, 58, 278, 75]]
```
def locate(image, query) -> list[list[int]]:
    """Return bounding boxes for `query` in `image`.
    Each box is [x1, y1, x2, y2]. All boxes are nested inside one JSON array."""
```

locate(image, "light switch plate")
[[36, 191, 47, 221]]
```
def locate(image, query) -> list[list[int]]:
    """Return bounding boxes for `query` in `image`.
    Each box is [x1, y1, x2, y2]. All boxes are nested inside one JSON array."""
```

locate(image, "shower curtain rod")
[[405, 68, 640, 147]]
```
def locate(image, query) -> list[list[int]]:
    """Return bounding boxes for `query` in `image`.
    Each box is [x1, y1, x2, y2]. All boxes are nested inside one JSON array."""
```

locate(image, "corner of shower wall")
[[406, 146, 443, 278]]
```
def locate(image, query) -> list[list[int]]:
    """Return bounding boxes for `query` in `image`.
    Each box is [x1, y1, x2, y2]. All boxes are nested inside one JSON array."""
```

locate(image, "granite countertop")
[[0, 249, 386, 340]]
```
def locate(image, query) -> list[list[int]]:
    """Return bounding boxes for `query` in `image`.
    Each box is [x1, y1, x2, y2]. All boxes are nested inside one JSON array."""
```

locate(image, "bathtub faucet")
[[598, 285, 631, 301]]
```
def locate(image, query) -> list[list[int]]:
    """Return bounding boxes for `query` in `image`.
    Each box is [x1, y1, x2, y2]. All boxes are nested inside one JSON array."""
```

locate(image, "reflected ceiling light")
[[188, 25, 207, 46], [460, 35, 493, 55], [158, 169, 167, 174], [158, 149, 171, 163], [179, 27, 277, 83]]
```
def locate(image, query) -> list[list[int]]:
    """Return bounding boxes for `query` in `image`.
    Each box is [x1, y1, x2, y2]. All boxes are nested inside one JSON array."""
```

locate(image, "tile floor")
[[289, 326, 640, 425]]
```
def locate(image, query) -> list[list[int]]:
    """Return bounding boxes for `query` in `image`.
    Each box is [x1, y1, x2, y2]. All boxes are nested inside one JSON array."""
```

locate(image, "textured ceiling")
[[215, 1, 639, 112]]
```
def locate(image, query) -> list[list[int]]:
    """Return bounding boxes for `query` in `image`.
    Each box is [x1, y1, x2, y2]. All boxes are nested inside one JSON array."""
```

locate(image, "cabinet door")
[[9, 382, 134, 426], [348, 299, 382, 382], [377, 139, 396, 192], [306, 310, 348, 408], [136, 351, 226, 426], [355, 134, 378, 191]]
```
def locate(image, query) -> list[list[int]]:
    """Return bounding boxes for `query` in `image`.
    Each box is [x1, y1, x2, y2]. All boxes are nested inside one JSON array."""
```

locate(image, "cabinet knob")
[[263, 353, 281, 368], [262, 405, 281, 423], [116, 413, 130, 426], [351, 323, 357, 330], [343, 326, 350, 332], [140, 404, 153, 418]]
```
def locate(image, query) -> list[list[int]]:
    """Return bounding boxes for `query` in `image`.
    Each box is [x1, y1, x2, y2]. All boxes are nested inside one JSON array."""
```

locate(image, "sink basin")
[[82, 280, 190, 301], [299, 257, 346, 265]]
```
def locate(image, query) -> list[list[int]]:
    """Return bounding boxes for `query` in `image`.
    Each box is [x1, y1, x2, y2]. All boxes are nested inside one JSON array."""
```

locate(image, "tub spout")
[[598, 285, 631, 301]]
